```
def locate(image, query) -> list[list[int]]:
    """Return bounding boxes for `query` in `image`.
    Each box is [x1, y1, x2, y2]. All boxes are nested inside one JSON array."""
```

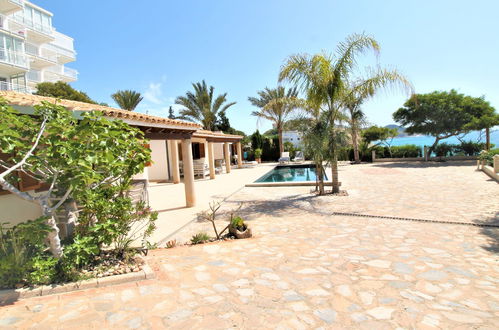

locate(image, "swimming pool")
[[255, 164, 327, 183]]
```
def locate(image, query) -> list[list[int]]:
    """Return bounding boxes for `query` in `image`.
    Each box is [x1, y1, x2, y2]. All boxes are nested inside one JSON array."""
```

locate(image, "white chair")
[[279, 152, 290, 164], [293, 151, 304, 163]]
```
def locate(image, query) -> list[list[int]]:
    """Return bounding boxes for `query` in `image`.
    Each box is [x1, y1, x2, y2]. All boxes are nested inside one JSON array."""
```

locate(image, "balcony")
[[0, 13, 26, 38], [0, 80, 31, 93], [25, 42, 57, 68], [44, 64, 78, 82], [11, 13, 53, 43], [41, 43, 76, 64], [0, 0, 24, 15], [0, 47, 28, 74]]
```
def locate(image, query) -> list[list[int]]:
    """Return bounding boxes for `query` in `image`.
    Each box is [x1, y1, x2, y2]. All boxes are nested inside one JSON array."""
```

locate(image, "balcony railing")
[[9, 0, 24, 6], [25, 42, 57, 62], [0, 14, 26, 37], [0, 81, 31, 93], [63, 66, 77, 79], [41, 43, 75, 59], [0, 47, 28, 67], [26, 69, 41, 82], [11, 14, 52, 36], [45, 64, 78, 79]]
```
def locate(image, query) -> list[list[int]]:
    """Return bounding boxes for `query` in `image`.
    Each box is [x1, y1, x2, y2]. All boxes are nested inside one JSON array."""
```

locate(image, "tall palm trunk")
[[485, 127, 490, 151], [352, 126, 360, 164], [331, 156, 340, 194], [278, 126, 284, 156], [317, 162, 325, 195]]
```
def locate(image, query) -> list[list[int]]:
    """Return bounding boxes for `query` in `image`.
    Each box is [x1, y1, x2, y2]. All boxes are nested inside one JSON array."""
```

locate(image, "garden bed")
[[0, 255, 155, 303]]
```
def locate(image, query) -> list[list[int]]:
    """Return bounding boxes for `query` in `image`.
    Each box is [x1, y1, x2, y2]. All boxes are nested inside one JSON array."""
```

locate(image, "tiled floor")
[[1, 161, 498, 329]]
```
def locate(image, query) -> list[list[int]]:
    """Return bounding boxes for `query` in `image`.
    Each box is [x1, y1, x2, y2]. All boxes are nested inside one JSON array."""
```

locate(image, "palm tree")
[[279, 32, 412, 193], [175, 80, 236, 130], [344, 101, 367, 164], [111, 90, 143, 111], [248, 86, 301, 155]]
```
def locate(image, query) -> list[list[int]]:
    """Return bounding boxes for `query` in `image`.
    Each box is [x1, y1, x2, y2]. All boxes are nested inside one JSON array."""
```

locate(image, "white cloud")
[[143, 82, 164, 105], [136, 78, 180, 118]]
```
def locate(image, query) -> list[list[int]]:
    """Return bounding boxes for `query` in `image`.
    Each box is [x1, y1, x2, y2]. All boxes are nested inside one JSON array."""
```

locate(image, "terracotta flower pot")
[[256, 158, 261, 164], [229, 226, 252, 239]]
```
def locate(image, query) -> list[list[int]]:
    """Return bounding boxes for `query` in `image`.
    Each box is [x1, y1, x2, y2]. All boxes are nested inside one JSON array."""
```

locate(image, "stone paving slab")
[[0, 161, 498, 329], [1, 214, 498, 329]]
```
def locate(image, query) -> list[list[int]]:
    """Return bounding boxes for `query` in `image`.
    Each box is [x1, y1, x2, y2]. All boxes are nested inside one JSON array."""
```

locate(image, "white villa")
[[0, 0, 77, 93], [282, 130, 302, 148], [0, 91, 244, 227]]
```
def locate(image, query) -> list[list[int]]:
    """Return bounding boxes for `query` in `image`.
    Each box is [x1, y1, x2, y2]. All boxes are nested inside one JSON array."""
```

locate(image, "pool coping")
[[246, 181, 336, 187]]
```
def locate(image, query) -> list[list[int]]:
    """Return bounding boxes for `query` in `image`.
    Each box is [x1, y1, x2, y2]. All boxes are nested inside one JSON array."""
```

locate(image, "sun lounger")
[[279, 152, 290, 164], [293, 151, 304, 163]]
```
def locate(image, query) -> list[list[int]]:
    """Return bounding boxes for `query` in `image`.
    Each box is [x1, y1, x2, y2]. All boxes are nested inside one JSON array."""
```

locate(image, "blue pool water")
[[255, 165, 327, 183]]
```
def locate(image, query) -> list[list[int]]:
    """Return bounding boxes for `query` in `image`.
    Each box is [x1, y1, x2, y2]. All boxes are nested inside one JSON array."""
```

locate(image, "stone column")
[[207, 141, 216, 179], [181, 138, 196, 207], [494, 155, 499, 173], [224, 142, 231, 173], [170, 140, 180, 184], [237, 142, 243, 168], [424, 146, 429, 162], [371, 150, 376, 162]]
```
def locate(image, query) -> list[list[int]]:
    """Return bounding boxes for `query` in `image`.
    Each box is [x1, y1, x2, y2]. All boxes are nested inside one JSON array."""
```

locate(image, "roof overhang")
[[193, 130, 244, 143]]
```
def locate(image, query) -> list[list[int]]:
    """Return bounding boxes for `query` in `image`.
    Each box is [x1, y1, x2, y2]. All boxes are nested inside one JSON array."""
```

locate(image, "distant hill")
[[385, 124, 410, 137]]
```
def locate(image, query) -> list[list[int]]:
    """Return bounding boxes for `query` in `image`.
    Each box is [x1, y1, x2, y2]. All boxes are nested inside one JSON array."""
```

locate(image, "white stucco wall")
[[0, 193, 43, 226], [149, 140, 169, 181]]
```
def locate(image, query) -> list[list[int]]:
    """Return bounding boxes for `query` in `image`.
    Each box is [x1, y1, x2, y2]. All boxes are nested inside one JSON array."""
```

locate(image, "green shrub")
[[390, 145, 422, 158], [191, 232, 210, 245], [433, 143, 454, 157], [254, 148, 262, 159], [0, 217, 54, 288], [230, 216, 245, 230], [453, 141, 490, 156]]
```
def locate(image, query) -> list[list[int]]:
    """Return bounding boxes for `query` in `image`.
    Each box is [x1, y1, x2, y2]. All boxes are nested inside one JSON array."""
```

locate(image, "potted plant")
[[254, 148, 262, 163], [229, 216, 252, 239]]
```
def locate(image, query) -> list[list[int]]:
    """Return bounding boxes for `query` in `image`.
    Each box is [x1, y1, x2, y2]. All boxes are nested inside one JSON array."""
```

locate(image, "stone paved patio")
[[1, 161, 498, 329]]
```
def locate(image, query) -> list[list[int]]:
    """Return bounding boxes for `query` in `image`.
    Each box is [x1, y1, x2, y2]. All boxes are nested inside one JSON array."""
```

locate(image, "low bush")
[[0, 217, 57, 288], [191, 232, 210, 245]]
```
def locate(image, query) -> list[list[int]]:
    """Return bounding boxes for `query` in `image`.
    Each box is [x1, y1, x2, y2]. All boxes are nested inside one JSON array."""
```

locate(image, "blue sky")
[[36, 0, 499, 135]]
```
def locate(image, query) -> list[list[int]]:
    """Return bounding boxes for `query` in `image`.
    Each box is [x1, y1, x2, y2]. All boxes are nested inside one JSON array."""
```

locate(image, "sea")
[[388, 130, 499, 149]]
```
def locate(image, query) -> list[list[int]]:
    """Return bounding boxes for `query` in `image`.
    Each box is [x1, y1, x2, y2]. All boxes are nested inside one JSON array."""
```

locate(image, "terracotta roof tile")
[[0, 91, 201, 129]]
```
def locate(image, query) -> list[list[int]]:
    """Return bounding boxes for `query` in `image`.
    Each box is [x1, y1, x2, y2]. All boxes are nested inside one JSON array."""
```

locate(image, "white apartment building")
[[0, 0, 77, 93], [282, 130, 303, 148]]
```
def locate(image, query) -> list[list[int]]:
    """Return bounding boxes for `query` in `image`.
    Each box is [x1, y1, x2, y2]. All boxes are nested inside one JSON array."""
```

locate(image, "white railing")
[[0, 47, 28, 67], [25, 42, 57, 62], [26, 69, 41, 82], [0, 14, 26, 37], [45, 64, 78, 79], [0, 81, 31, 93], [9, 0, 24, 6], [11, 14, 53, 36], [41, 43, 75, 59]]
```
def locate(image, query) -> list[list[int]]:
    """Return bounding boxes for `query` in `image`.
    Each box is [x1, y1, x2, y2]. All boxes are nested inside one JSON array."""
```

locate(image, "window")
[[192, 143, 205, 160]]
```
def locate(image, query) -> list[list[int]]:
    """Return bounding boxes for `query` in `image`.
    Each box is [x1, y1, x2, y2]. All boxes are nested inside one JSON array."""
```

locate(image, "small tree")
[[394, 90, 495, 154], [168, 106, 176, 119], [0, 100, 150, 257], [362, 125, 398, 157], [35, 81, 96, 104], [251, 130, 264, 151]]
